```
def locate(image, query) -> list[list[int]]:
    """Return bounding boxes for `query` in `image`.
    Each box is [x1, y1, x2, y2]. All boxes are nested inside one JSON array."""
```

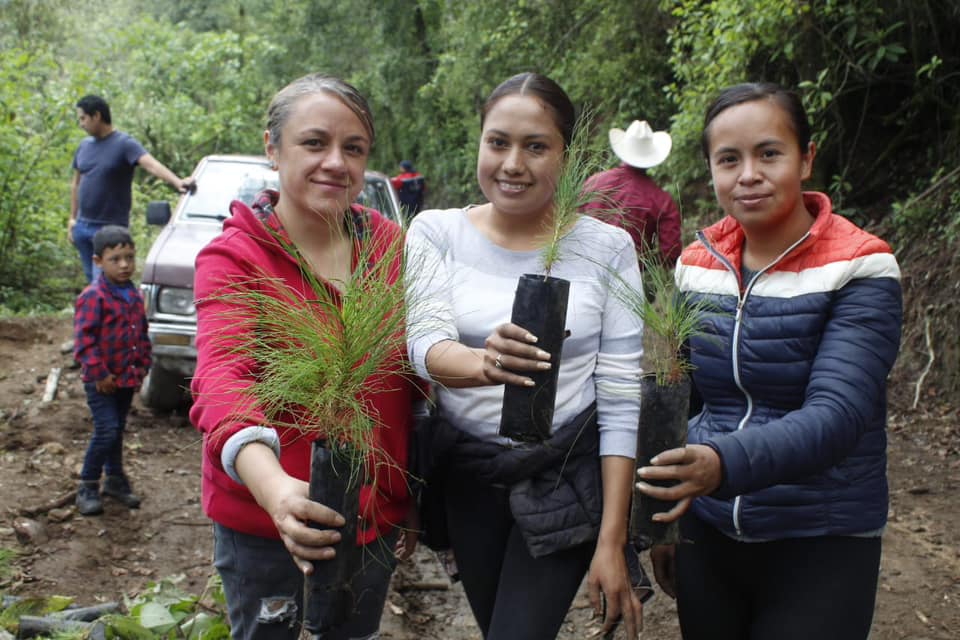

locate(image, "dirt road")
[[0, 316, 956, 638]]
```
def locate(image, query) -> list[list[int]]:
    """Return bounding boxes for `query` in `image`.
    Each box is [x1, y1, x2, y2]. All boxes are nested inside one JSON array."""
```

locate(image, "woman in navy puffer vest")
[[635, 83, 902, 640]]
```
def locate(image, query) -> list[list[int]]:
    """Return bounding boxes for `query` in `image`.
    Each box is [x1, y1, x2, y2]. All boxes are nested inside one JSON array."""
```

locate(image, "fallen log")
[[50, 602, 120, 621], [17, 616, 106, 640], [19, 490, 76, 518], [41, 367, 61, 403]]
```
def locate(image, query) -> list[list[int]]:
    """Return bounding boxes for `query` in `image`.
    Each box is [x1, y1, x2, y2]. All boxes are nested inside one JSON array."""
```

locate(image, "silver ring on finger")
[[494, 353, 503, 369]]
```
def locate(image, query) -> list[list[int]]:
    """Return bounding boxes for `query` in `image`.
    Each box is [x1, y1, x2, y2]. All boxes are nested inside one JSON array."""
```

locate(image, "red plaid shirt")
[[74, 276, 152, 386]]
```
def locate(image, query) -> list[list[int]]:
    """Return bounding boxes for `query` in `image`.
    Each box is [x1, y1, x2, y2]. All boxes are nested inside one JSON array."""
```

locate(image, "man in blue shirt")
[[69, 95, 196, 282]]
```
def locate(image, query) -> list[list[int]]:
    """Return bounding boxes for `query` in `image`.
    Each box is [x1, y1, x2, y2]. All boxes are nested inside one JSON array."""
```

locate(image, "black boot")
[[102, 475, 141, 509], [76, 481, 103, 516]]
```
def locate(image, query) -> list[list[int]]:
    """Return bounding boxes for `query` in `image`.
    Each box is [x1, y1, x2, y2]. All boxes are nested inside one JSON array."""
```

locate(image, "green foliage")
[[0, 4, 287, 312], [662, 0, 960, 228], [0, 47, 84, 311], [0, 547, 14, 581], [1, 0, 959, 310], [115, 574, 229, 639], [660, 0, 809, 190], [891, 167, 960, 244], [553, 2, 674, 129], [0, 575, 227, 638], [0, 595, 73, 633], [541, 111, 609, 274], [0, 0, 71, 49], [403, 0, 678, 207], [796, 1, 959, 213], [67, 13, 278, 170], [206, 221, 415, 476], [611, 259, 713, 386]]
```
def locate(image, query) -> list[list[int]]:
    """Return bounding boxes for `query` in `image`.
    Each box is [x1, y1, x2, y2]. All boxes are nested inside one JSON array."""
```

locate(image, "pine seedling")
[[539, 109, 611, 275], [609, 255, 714, 386], [204, 214, 417, 480]]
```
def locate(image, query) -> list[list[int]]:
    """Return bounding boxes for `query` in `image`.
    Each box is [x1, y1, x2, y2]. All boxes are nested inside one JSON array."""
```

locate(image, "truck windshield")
[[356, 176, 395, 219], [180, 159, 397, 222], [183, 160, 278, 221]]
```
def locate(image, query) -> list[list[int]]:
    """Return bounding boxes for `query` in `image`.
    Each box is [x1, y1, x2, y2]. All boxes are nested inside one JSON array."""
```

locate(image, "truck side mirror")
[[146, 201, 172, 226]]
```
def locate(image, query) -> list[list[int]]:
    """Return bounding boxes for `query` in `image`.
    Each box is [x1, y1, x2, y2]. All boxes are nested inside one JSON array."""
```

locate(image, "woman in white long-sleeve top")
[[405, 72, 644, 640]]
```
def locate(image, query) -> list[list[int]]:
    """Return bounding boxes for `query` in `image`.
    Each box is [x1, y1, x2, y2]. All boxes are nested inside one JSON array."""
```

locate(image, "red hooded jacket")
[[190, 192, 421, 544]]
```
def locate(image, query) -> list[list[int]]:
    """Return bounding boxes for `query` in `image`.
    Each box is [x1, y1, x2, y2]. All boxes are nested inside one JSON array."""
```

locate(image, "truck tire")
[[140, 366, 186, 412]]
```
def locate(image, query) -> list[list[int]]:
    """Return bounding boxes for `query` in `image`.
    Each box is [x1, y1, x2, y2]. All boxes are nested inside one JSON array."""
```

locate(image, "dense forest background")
[[1, 0, 958, 388]]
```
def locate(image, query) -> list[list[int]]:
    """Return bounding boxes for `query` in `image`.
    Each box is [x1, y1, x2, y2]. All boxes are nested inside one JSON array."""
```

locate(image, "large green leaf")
[[137, 601, 178, 634]]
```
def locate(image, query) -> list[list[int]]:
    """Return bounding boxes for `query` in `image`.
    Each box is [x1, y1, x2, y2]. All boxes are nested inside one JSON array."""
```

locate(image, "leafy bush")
[[891, 168, 960, 244], [1, 0, 959, 312], [115, 574, 230, 639], [0, 574, 229, 639], [0, 47, 84, 312], [660, 0, 810, 190]]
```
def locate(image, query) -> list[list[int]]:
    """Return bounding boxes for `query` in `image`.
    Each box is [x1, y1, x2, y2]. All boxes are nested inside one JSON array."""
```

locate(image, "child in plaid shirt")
[[73, 225, 152, 516]]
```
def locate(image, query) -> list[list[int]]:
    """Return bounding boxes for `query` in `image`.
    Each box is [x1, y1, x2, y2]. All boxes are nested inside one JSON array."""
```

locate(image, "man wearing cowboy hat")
[[583, 120, 682, 269]]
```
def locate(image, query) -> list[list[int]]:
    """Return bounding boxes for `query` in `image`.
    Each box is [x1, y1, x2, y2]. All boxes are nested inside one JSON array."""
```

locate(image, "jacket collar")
[[700, 191, 834, 265], [93, 274, 133, 299], [226, 189, 375, 273]]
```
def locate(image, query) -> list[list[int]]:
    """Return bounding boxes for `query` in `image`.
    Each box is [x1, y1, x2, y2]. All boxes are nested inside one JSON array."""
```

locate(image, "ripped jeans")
[[214, 523, 399, 640]]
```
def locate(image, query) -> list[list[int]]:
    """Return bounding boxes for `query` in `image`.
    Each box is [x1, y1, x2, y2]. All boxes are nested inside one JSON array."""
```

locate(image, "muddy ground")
[[0, 315, 957, 639]]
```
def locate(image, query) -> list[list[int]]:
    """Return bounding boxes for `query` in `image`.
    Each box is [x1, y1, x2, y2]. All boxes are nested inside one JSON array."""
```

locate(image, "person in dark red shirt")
[[73, 225, 152, 516], [583, 120, 682, 269], [391, 159, 426, 218]]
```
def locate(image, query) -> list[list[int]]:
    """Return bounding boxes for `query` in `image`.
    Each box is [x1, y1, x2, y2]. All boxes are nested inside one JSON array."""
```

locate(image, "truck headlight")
[[158, 287, 196, 315]]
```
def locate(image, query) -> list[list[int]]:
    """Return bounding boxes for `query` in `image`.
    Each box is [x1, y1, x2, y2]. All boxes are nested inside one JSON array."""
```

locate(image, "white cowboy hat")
[[608, 120, 672, 169]]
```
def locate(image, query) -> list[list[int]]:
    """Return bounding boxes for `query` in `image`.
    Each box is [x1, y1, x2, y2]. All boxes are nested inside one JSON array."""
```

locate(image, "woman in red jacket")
[[190, 73, 422, 640]]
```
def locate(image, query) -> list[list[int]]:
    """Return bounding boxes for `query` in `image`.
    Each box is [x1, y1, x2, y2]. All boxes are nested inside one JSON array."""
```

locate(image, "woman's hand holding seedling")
[[235, 441, 346, 574], [482, 322, 551, 386], [635, 444, 723, 523], [423, 323, 552, 389]]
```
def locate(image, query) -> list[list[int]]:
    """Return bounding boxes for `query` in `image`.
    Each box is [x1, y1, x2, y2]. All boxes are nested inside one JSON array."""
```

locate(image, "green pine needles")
[[540, 109, 611, 275], [611, 256, 714, 387], [207, 217, 415, 474]]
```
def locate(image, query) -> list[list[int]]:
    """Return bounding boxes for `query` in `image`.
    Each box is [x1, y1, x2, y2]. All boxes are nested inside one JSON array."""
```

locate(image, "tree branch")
[[912, 309, 935, 410]]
